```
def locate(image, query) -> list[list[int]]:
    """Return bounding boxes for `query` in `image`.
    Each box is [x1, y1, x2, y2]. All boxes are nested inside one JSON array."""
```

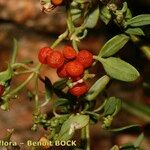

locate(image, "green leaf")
[[108, 124, 141, 132], [53, 79, 67, 98], [120, 143, 135, 150], [71, 8, 82, 21], [134, 133, 144, 148], [72, 13, 81, 21], [125, 28, 145, 36], [100, 6, 111, 25], [84, 7, 100, 28], [57, 114, 89, 141], [0, 64, 13, 85], [54, 98, 70, 108], [41, 77, 53, 107], [99, 57, 140, 82], [83, 111, 99, 123], [71, 8, 81, 15], [125, 14, 150, 27], [110, 145, 120, 150], [104, 97, 122, 116], [53, 79, 67, 90], [125, 8, 132, 20], [85, 75, 110, 101], [99, 34, 129, 57]]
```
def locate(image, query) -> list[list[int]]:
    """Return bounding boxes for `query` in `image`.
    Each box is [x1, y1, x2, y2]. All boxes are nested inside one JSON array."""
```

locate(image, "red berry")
[[0, 85, 5, 97], [47, 51, 64, 68], [38, 47, 53, 64], [57, 64, 68, 78], [69, 83, 88, 97], [66, 61, 84, 77], [51, 0, 63, 6], [77, 50, 93, 68], [63, 46, 77, 60]]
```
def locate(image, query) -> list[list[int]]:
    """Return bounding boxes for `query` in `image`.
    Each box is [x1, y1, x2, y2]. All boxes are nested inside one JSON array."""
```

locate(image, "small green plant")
[[0, 0, 150, 149]]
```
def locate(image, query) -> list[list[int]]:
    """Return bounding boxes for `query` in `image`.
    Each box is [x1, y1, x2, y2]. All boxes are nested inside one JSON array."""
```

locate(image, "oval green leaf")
[[84, 7, 100, 29], [125, 14, 150, 27], [99, 34, 129, 58], [58, 115, 89, 141], [0, 64, 13, 84], [125, 28, 145, 36], [100, 6, 111, 25], [134, 133, 144, 148], [104, 97, 122, 116], [85, 75, 110, 101], [100, 57, 140, 82]]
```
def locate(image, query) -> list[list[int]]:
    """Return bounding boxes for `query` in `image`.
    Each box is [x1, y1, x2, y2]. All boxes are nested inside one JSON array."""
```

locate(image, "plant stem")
[[4, 64, 41, 100], [34, 64, 42, 111], [14, 70, 35, 75], [85, 124, 90, 150], [12, 63, 31, 70], [81, 124, 90, 150], [94, 100, 107, 113], [11, 38, 18, 64], [72, 40, 79, 51], [4, 73, 35, 100], [66, 5, 79, 51], [51, 30, 68, 49]]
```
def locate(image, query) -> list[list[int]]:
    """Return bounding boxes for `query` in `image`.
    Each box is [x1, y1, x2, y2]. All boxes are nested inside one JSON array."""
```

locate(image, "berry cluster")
[[38, 46, 93, 97]]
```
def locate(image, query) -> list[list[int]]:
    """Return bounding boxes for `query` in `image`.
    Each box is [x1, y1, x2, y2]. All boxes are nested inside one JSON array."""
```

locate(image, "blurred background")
[[0, 0, 150, 150]]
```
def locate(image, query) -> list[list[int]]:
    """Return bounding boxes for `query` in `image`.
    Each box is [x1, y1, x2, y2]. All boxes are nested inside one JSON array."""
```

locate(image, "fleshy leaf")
[[125, 14, 150, 27], [54, 98, 70, 109], [0, 64, 13, 84], [104, 97, 122, 116], [99, 57, 140, 82], [99, 34, 129, 57], [57, 115, 89, 141], [134, 133, 144, 148], [85, 75, 110, 101], [100, 6, 111, 25], [84, 7, 100, 28], [125, 28, 145, 36], [41, 77, 53, 107]]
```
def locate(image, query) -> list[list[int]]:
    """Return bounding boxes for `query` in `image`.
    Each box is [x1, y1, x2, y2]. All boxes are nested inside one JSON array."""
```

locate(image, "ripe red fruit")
[[63, 46, 77, 60], [77, 50, 93, 68], [38, 47, 53, 64], [47, 51, 64, 68], [69, 83, 88, 97], [51, 0, 63, 6], [57, 64, 68, 78], [0, 85, 4, 97], [66, 61, 84, 77]]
